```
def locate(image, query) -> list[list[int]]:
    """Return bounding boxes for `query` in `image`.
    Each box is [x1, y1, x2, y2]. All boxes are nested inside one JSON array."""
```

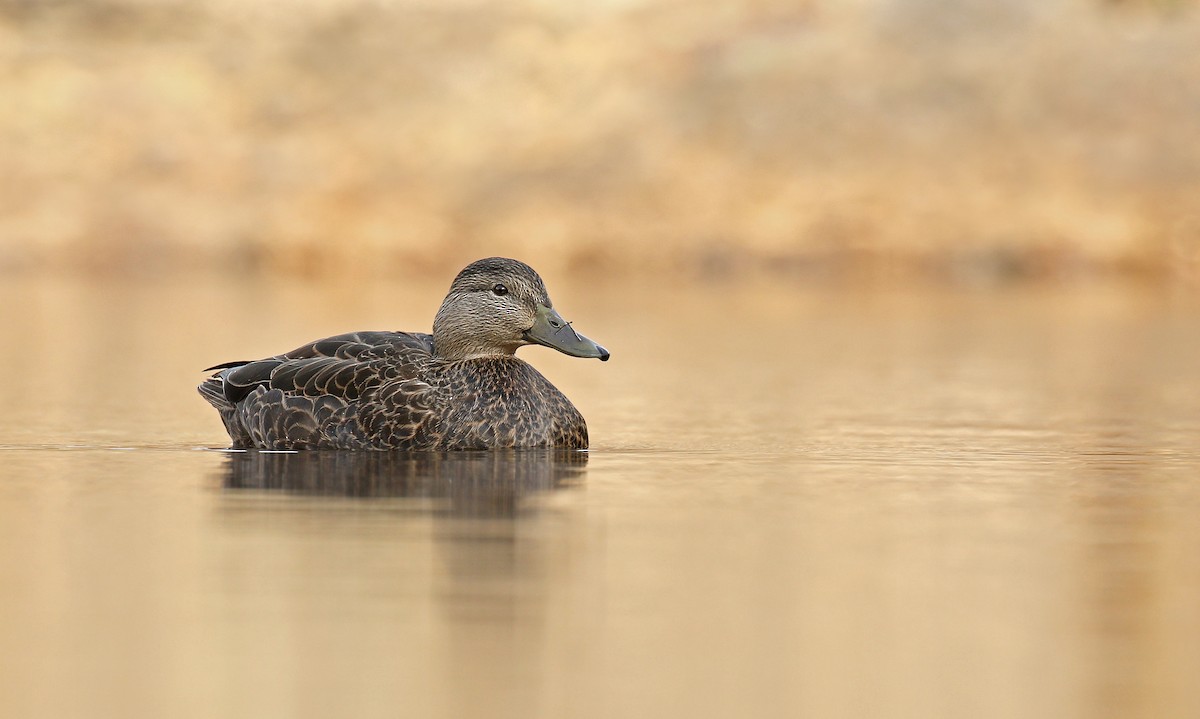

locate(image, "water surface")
[[1, 276, 1198, 719]]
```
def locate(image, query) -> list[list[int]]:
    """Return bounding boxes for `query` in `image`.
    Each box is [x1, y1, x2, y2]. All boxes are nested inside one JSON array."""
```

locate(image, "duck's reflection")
[[219, 449, 587, 516]]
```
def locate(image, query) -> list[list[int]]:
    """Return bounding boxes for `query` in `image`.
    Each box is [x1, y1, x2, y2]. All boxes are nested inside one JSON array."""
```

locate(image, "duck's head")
[[432, 257, 611, 362]]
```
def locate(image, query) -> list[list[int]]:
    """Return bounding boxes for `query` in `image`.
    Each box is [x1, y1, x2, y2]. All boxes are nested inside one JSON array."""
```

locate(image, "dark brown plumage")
[[198, 258, 609, 450]]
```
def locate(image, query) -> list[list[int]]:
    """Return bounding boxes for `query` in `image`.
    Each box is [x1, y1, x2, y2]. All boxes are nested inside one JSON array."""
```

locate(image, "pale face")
[[433, 265, 546, 357], [432, 258, 609, 362]]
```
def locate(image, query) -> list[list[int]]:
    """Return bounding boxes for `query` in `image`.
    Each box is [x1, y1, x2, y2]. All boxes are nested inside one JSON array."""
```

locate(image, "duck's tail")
[[197, 379, 225, 408], [198, 366, 255, 448]]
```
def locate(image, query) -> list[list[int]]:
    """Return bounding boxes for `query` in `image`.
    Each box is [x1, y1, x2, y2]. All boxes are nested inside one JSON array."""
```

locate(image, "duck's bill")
[[524, 305, 610, 361]]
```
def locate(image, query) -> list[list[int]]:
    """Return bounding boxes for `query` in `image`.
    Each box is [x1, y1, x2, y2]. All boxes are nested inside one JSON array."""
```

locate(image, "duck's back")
[[198, 331, 588, 450]]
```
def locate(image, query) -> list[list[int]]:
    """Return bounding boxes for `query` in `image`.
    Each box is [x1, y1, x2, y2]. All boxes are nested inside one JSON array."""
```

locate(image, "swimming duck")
[[198, 257, 609, 450]]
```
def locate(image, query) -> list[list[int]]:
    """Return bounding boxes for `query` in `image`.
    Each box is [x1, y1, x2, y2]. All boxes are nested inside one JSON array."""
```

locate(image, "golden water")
[[1, 275, 1198, 719]]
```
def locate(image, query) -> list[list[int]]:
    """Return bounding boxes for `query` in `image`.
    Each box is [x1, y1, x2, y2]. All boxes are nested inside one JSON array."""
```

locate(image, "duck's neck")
[[432, 300, 520, 361], [435, 343, 518, 361]]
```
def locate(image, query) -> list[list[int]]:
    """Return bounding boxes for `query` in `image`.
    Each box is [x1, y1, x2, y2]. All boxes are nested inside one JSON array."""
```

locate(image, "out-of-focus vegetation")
[[2, 0, 1199, 281]]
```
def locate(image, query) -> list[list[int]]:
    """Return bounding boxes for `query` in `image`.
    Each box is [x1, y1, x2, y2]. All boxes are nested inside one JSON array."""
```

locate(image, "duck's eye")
[[492, 284, 509, 296]]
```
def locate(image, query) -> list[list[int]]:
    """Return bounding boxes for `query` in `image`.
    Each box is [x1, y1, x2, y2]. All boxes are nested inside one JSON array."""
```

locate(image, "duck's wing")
[[199, 331, 439, 449], [204, 331, 434, 404]]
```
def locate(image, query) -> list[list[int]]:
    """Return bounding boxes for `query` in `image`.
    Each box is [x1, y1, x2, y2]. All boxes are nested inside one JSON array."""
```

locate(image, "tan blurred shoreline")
[[3, 0, 1199, 283]]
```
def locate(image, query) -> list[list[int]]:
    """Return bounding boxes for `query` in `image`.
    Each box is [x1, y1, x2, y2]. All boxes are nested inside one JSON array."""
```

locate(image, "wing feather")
[[199, 331, 439, 449], [201, 331, 433, 403]]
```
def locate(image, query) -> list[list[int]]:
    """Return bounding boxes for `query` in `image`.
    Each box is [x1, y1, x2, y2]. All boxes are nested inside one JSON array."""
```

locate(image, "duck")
[[198, 257, 609, 450]]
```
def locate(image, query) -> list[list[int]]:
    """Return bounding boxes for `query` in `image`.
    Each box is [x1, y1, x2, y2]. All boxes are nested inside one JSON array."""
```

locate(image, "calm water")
[[1, 275, 1199, 719]]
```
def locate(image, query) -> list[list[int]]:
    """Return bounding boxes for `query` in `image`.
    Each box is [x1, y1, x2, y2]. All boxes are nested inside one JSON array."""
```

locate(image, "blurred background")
[[4, 4, 1200, 719], [3, 0, 1199, 283]]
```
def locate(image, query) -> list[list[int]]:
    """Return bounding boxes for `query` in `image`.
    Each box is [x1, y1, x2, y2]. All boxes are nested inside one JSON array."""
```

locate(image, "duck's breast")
[[428, 357, 588, 449]]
